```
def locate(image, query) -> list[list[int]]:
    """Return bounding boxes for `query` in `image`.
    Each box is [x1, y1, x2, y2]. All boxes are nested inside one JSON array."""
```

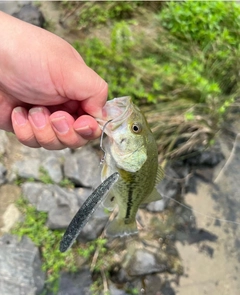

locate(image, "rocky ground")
[[0, 2, 240, 295]]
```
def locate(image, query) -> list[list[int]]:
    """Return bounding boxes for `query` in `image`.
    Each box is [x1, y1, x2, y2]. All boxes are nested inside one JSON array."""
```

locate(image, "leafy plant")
[[72, 1, 239, 158], [159, 1, 240, 48]]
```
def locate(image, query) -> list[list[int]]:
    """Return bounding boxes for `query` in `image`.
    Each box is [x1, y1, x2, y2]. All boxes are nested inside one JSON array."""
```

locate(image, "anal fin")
[[105, 218, 138, 238]]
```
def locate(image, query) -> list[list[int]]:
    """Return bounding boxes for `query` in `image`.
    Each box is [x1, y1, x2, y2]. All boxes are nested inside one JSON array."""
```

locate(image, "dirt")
[[175, 181, 240, 295]]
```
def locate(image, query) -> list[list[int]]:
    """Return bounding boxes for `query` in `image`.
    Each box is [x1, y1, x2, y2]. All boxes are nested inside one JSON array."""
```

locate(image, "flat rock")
[[0, 234, 45, 295], [63, 146, 101, 188], [11, 148, 70, 183], [12, 158, 41, 180], [42, 156, 63, 184], [125, 249, 166, 276], [57, 269, 92, 295]]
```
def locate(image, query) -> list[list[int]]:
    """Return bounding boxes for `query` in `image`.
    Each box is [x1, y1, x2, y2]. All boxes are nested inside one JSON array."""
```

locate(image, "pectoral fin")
[[141, 188, 162, 204], [155, 165, 165, 184], [102, 191, 116, 211]]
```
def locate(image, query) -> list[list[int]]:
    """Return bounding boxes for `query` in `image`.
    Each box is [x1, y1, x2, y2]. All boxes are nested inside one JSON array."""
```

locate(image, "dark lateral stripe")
[[125, 186, 133, 220]]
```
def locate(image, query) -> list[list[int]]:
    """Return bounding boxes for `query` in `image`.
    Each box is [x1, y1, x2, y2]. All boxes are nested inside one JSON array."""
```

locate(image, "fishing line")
[[161, 133, 240, 226], [162, 193, 240, 226]]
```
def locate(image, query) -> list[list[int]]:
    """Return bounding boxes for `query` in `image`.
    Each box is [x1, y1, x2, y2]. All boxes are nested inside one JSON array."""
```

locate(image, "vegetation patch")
[[12, 197, 114, 294], [66, 1, 240, 158]]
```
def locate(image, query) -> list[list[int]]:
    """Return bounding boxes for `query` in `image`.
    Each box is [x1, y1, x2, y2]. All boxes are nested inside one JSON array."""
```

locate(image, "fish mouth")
[[96, 96, 133, 130]]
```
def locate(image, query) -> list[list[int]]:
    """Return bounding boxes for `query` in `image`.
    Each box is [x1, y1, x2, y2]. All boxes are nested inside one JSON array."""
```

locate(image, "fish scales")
[[97, 96, 164, 237]]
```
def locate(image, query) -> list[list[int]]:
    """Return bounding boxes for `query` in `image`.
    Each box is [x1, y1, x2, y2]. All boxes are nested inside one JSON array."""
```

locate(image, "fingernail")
[[29, 107, 46, 129], [13, 107, 27, 126], [75, 125, 93, 136], [51, 116, 69, 134]]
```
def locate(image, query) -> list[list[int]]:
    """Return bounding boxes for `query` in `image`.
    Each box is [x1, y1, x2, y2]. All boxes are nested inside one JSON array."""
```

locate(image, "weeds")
[[71, 1, 240, 158], [12, 198, 76, 293], [12, 198, 114, 294]]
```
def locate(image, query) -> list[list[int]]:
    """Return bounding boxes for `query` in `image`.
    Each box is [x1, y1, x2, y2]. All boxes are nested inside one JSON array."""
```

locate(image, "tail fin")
[[105, 218, 138, 238]]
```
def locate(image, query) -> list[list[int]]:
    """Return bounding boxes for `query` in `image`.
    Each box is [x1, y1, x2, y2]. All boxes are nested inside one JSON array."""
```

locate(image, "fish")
[[96, 96, 164, 237], [59, 172, 119, 252]]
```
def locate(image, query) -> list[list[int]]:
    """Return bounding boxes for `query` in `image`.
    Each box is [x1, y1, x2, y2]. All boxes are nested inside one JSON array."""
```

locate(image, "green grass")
[[12, 198, 77, 293], [70, 1, 240, 158], [12, 197, 113, 294]]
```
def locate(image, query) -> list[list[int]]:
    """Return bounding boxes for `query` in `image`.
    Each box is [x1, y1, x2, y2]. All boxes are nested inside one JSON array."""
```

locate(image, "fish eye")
[[131, 123, 142, 134]]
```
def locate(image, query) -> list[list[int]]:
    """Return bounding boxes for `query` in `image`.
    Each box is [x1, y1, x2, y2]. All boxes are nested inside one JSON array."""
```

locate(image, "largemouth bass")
[[97, 96, 164, 237]]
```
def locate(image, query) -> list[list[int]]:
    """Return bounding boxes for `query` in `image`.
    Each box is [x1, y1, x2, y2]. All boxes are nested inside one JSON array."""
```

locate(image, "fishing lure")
[[59, 171, 119, 252]]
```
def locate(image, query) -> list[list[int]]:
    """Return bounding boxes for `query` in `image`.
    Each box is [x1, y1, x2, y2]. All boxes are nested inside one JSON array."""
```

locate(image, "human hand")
[[0, 12, 108, 149]]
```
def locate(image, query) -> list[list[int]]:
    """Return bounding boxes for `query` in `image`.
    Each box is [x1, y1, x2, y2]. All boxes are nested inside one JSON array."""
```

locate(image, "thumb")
[[60, 52, 108, 118]]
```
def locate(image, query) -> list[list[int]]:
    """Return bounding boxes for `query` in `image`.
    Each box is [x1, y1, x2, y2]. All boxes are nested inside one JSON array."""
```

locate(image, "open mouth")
[[96, 96, 132, 129]]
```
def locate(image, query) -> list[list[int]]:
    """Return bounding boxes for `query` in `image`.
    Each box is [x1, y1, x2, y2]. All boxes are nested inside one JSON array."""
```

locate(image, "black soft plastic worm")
[[59, 172, 119, 253]]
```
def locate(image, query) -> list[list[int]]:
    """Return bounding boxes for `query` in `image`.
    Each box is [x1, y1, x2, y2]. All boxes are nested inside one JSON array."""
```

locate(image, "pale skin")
[[0, 11, 108, 149]]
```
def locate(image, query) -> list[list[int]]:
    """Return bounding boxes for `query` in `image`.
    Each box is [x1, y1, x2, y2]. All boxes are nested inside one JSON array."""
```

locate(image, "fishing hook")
[[100, 119, 112, 164]]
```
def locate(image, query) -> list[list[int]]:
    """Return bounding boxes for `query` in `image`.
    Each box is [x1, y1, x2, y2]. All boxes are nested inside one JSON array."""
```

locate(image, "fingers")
[[12, 107, 40, 148], [50, 112, 101, 147], [11, 106, 101, 150]]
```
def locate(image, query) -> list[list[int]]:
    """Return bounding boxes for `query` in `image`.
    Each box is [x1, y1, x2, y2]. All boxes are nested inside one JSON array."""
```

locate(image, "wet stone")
[[0, 234, 45, 295]]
